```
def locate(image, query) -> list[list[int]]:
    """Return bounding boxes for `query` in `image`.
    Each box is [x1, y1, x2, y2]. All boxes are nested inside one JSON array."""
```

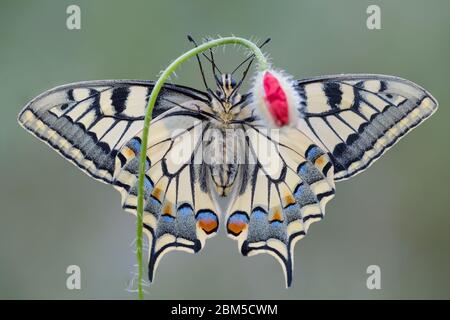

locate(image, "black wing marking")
[[226, 125, 335, 287], [295, 74, 438, 180], [113, 105, 219, 283], [18, 80, 209, 183]]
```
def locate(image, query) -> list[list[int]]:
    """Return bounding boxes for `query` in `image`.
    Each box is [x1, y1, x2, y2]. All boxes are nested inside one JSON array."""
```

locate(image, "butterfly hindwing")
[[18, 80, 209, 183], [295, 74, 438, 180], [113, 103, 220, 282], [226, 124, 335, 286]]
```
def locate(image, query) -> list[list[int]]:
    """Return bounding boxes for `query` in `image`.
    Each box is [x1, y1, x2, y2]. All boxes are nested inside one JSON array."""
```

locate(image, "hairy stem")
[[136, 36, 268, 299]]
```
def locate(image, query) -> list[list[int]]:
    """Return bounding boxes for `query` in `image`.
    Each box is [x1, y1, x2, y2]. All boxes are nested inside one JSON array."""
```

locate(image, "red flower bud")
[[263, 71, 289, 126], [252, 69, 300, 128]]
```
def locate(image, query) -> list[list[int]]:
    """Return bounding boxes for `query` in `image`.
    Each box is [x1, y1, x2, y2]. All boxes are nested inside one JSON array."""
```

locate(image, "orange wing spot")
[[283, 194, 296, 207], [315, 155, 326, 166], [227, 221, 247, 235], [198, 218, 218, 234], [227, 212, 249, 236], [152, 188, 162, 201], [123, 147, 135, 158], [271, 209, 283, 222], [163, 203, 173, 216], [196, 211, 218, 235]]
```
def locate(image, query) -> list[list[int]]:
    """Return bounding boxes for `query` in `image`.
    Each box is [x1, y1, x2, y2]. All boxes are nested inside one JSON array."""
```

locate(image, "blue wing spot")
[[251, 207, 267, 220], [177, 203, 194, 216], [161, 214, 175, 222], [150, 196, 161, 206], [228, 212, 249, 224], [283, 203, 302, 223], [129, 138, 141, 153], [297, 162, 307, 175], [129, 138, 150, 168], [306, 145, 324, 162], [195, 210, 217, 221], [294, 184, 304, 198], [270, 220, 283, 227]]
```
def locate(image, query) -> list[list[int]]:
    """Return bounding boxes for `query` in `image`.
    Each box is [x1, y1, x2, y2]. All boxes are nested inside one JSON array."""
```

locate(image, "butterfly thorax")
[[209, 73, 243, 127]]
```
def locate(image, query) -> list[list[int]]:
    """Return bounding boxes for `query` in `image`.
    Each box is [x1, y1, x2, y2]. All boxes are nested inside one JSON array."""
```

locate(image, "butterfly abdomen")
[[203, 126, 244, 196]]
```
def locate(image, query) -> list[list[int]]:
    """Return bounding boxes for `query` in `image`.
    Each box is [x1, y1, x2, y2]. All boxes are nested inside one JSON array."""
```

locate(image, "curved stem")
[[135, 37, 268, 299]]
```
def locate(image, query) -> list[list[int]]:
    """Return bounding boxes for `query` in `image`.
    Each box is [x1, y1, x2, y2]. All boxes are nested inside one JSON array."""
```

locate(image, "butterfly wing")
[[18, 80, 209, 183], [226, 121, 335, 287], [113, 102, 220, 282], [295, 74, 438, 180], [18, 80, 218, 282]]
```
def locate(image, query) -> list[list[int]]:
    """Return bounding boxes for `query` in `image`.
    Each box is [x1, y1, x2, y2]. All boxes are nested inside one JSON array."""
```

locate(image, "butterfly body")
[[18, 69, 437, 287], [204, 126, 241, 197], [198, 73, 249, 197]]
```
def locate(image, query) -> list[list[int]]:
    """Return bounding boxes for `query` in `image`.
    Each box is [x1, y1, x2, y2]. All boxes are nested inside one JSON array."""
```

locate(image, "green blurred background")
[[1, 0, 449, 299]]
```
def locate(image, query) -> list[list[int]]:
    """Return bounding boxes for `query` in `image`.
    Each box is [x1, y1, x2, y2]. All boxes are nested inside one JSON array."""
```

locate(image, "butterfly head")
[[208, 73, 243, 123], [187, 36, 275, 125], [215, 73, 237, 101]]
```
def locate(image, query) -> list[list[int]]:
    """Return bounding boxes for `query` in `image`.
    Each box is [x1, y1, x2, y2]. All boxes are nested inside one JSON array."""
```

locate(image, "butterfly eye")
[[230, 78, 237, 88]]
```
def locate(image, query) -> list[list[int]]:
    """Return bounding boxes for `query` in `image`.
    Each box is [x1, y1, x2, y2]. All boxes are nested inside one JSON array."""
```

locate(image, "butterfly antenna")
[[187, 36, 222, 70], [210, 50, 220, 81], [204, 38, 222, 82], [188, 36, 225, 110], [187, 35, 210, 91], [208, 53, 226, 104], [229, 38, 271, 99], [231, 38, 271, 75]]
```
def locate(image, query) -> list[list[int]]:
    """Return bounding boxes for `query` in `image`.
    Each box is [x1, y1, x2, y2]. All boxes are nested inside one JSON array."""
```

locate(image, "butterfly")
[[17, 39, 438, 287]]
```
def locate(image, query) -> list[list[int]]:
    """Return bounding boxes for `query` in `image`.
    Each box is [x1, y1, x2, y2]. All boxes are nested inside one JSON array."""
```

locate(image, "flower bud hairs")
[[251, 69, 301, 128]]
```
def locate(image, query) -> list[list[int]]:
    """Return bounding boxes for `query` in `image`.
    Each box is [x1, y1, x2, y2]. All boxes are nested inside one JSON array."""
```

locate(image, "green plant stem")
[[136, 36, 269, 299]]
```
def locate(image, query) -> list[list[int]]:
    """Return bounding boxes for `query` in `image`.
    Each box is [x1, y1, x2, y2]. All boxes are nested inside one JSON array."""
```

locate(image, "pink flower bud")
[[251, 69, 300, 128]]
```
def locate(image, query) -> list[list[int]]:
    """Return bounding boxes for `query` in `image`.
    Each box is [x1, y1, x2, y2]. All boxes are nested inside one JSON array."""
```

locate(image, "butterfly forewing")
[[18, 80, 209, 183], [295, 74, 438, 180]]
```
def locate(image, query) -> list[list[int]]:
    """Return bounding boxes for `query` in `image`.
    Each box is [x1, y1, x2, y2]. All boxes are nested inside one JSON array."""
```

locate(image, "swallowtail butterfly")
[[18, 40, 437, 287]]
